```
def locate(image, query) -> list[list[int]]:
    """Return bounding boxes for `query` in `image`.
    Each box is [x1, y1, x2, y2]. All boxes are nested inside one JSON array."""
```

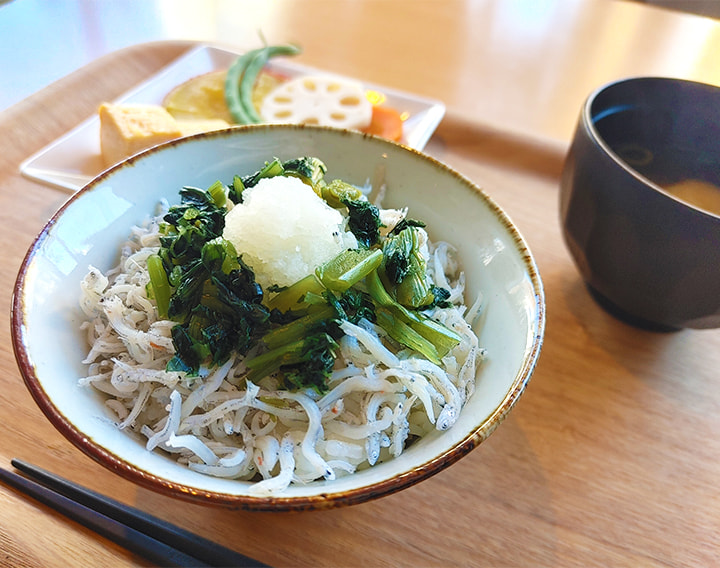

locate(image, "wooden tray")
[[1, 41, 718, 568]]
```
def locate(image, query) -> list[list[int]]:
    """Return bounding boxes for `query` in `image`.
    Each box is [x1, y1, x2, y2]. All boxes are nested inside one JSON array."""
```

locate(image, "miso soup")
[[592, 106, 720, 216], [663, 179, 720, 216]]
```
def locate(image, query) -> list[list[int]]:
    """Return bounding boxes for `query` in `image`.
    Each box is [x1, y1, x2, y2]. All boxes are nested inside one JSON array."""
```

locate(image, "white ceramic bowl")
[[12, 125, 544, 510]]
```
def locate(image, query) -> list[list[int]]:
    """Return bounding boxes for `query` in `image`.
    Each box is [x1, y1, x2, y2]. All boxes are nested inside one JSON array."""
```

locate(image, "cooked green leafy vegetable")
[[365, 269, 460, 359], [426, 285, 453, 309], [315, 248, 383, 292], [342, 197, 383, 248], [282, 156, 327, 189], [380, 225, 434, 308], [148, 156, 461, 392], [389, 217, 426, 236], [245, 287, 375, 393], [321, 179, 363, 208], [245, 331, 339, 393], [150, 184, 271, 375], [146, 253, 171, 319], [228, 156, 326, 203]]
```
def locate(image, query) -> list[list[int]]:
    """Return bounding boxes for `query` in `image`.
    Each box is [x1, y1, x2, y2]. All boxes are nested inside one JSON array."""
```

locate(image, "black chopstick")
[[1, 459, 269, 568]]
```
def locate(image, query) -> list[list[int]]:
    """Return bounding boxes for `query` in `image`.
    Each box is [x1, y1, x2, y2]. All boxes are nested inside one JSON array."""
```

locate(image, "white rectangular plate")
[[20, 45, 446, 192]]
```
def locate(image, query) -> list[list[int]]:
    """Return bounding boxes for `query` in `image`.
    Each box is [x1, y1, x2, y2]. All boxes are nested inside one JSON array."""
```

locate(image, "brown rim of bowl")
[[11, 124, 545, 511]]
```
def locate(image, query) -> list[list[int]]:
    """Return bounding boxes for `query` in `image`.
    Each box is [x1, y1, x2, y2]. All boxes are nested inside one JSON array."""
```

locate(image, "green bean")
[[224, 51, 256, 124], [240, 44, 301, 122], [224, 44, 302, 125]]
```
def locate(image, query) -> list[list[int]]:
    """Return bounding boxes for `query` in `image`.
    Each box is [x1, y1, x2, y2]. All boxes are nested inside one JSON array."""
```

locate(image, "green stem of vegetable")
[[267, 248, 382, 313], [231, 175, 245, 202], [147, 253, 171, 319], [244, 332, 338, 391], [315, 248, 383, 292], [261, 305, 335, 351], [224, 44, 302, 125], [367, 269, 461, 358], [244, 337, 309, 382], [321, 179, 364, 208], [243, 158, 285, 188], [199, 280, 235, 316], [266, 273, 325, 312], [366, 269, 418, 320], [376, 309, 441, 365], [381, 226, 434, 307], [206, 180, 227, 208], [410, 315, 462, 359]]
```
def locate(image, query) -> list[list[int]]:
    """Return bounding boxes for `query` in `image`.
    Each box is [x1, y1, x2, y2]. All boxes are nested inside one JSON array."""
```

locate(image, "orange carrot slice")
[[362, 105, 404, 141]]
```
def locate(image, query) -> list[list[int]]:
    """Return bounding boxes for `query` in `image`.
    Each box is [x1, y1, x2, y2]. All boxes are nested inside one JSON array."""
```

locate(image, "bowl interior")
[[14, 125, 544, 508], [588, 77, 720, 211]]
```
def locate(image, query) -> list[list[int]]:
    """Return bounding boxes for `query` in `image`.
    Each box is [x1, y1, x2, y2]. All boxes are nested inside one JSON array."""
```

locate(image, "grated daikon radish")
[[222, 176, 357, 290]]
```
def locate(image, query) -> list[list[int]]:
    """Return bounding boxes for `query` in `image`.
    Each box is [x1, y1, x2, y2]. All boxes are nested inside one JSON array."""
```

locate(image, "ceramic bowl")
[[560, 77, 720, 330], [13, 125, 544, 510]]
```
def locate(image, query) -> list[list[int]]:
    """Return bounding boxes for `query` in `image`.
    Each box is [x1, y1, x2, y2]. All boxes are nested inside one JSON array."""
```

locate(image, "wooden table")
[[1, 1, 719, 566]]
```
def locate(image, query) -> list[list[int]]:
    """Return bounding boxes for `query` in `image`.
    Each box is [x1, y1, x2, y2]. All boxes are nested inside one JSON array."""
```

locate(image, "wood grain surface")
[[1, 37, 719, 568]]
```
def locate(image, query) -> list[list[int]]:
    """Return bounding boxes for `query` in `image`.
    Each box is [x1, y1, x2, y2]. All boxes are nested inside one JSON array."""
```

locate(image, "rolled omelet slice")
[[98, 103, 231, 167], [99, 103, 182, 167]]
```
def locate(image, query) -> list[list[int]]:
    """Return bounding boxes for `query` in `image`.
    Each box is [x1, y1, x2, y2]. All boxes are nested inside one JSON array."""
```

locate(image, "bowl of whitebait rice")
[[12, 124, 544, 510]]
